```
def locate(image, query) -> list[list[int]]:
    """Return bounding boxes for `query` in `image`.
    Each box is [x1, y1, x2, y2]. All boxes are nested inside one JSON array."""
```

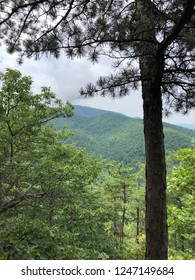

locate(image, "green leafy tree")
[[1, 0, 195, 259], [0, 146, 108, 260], [167, 147, 195, 259], [0, 69, 110, 259], [0, 68, 74, 213]]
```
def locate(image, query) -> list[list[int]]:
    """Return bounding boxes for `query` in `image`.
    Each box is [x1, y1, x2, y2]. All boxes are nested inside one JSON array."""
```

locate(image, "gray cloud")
[[0, 46, 98, 101], [0, 46, 194, 125]]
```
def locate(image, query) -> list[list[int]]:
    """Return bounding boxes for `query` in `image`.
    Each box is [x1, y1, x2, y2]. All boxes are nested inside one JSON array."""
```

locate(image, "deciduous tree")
[[167, 147, 195, 259], [0, 68, 73, 213]]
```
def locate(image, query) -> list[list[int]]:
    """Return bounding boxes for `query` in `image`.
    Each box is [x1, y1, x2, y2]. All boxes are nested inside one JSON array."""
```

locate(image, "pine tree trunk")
[[136, 0, 168, 259], [141, 61, 168, 259]]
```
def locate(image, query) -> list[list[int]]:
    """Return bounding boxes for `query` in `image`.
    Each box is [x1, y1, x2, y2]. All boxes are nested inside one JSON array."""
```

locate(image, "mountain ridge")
[[74, 105, 195, 130], [52, 105, 195, 166]]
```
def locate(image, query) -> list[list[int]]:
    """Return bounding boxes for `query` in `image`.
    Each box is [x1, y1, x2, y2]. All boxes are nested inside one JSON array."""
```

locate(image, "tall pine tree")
[[1, 0, 195, 259]]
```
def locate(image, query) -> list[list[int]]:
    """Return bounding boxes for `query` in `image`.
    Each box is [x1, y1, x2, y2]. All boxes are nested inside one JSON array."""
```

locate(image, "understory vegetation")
[[0, 70, 194, 260]]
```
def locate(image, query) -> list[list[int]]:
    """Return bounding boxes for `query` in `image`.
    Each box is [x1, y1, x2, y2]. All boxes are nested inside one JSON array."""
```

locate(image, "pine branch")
[[159, 0, 195, 52], [0, 0, 46, 25]]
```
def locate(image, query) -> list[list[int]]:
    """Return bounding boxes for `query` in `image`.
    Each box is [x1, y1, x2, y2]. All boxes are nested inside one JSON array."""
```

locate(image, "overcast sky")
[[0, 46, 194, 125]]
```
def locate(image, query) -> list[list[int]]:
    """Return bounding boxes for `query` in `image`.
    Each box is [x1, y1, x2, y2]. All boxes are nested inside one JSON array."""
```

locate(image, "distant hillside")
[[52, 105, 195, 166], [179, 123, 195, 130]]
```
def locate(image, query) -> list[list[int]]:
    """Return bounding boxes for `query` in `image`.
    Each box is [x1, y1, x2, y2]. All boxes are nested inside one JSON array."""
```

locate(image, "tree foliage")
[[167, 146, 195, 259], [0, 68, 74, 213]]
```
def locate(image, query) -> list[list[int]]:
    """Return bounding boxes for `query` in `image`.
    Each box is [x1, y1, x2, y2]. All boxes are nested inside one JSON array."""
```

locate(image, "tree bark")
[[142, 62, 168, 259], [136, 0, 168, 259]]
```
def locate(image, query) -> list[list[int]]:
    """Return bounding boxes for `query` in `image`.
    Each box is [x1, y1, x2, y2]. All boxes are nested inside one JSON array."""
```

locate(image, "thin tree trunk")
[[0, 172, 2, 210], [121, 183, 127, 230], [136, 206, 140, 244]]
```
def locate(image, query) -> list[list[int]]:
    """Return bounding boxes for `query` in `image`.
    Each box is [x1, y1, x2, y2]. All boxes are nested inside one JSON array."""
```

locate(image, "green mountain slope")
[[52, 105, 195, 166]]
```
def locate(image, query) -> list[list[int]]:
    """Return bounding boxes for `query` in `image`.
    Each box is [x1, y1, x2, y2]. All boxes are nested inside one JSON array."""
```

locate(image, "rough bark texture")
[[142, 64, 167, 259], [136, 0, 168, 259]]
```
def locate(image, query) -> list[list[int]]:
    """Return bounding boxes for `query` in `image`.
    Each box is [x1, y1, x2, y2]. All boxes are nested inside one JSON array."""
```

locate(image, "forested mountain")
[[52, 105, 195, 166]]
